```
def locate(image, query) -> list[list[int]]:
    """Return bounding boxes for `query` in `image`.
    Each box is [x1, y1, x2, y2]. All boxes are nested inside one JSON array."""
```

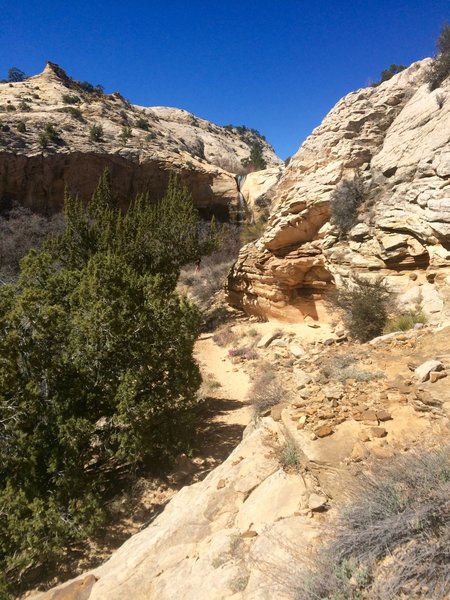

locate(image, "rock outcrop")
[[0, 63, 281, 217], [228, 60, 450, 322]]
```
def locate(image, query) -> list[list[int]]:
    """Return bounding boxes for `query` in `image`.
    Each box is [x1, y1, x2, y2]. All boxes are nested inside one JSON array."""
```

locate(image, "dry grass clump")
[[229, 572, 249, 593], [248, 365, 287, 415], [213, 326, 236, 347], [320, 353, 383, 383], [0, 204, 63, 281], [384, 310, 426, 333], [199, 373, 222, 398], [280, 441, 300, 470], [283, 447, 450, 599], [228, 346, 258, 361]]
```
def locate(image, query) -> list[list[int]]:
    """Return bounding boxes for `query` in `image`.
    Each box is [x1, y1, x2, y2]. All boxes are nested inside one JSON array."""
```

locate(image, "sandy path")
[[192, 334, 253, 470], [196, 334, 251, 406]]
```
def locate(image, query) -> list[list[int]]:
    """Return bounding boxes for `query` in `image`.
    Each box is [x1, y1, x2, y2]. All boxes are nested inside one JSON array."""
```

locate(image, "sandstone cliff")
[[228, 60, 450, 322], [0, 63, 281, 217]]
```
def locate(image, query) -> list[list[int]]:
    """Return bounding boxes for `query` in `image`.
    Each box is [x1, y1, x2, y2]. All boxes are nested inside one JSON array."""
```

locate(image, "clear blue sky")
[[0, 1, 448, 159]]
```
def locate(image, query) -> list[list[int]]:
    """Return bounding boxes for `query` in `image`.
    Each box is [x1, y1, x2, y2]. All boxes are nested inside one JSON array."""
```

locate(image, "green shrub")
[[89, 123, 103, 142], [330, 170, 366, 236], [5, 104, 16, 112], [18, 100, 31, 112], [119, 125, 133, 144], [38, 122, 59, 148], [62, 93, 80, 104], [135, 117, 150, 130], [335, 276, 390, 342], [0, 171, 215, 591], [62, 106, 83, 121], [241, 141, 267, 172], [372, 63, 407, 86], [385, 310, 427, 333], [16, 121, 26, 133], [426, 23, 450, 90]]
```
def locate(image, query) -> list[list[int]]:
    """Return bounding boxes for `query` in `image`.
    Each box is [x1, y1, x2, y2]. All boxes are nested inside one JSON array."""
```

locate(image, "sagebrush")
[[294, 448, 450, 599]]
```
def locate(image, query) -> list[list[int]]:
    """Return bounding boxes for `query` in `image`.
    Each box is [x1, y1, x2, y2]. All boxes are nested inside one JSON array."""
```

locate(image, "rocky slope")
[[0, 63, 281, 217], [29, 320, 450, 599], [228, 60, 450, 322]]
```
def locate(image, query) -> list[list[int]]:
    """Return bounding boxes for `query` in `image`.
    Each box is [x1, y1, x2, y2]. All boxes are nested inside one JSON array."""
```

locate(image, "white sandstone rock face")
[[0, 62, 281, 217], [235, 469, 306, 533], [239, 166, 284, 220], [227, 59, 450, 323], [30, 420, 321, 600]]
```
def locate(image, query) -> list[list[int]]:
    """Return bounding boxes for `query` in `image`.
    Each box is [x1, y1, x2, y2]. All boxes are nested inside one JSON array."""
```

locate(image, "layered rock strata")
[[228, 60, 450, 322], [0, 63, 281, 217]]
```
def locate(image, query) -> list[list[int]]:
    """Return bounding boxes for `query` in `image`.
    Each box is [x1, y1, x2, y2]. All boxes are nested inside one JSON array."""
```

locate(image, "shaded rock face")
[[0, 62, 281, 217], [228, 60, 450, 322]]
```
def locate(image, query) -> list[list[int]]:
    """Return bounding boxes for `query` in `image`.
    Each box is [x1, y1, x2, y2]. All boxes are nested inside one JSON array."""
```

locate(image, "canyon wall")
[[0, 63, 281, 218], [228, 60, 450, 322]]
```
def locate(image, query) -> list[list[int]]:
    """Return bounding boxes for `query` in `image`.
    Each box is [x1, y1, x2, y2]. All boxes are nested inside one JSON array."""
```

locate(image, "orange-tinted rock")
[[315, 424, 334, 438]]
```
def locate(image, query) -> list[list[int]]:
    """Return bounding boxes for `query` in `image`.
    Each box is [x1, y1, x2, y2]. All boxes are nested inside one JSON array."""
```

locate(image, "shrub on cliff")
[[0, 171, 211, 591], [89, 123, 103, 142], [372, 63, 406, 86], [241, 142, 267, 172], [38, 122, 60, 148], [119, 125, 133, 144], [7, 67, 26, 82], [330, 169, 366, 236], [62, 93, 80, 104], [426, 23, 450, 90]]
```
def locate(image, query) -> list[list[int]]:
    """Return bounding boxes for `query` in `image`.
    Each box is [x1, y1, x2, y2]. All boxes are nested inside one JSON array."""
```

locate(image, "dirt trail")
[[192, 333, 253, 473]]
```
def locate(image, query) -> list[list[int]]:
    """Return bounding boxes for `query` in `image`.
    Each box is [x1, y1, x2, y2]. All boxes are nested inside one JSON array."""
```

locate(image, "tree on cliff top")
[[0, 171, 210, 593], [241, 142, 267, 172], [7, 67, 26, 82], [427, 22, 450, 90]]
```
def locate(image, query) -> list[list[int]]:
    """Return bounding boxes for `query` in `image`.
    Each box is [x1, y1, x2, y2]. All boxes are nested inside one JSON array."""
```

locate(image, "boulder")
[[294, 368, 313, 388], [414, 360, 444, 382], [257, 332, 281, 348], [289, 344, 306, 358], [308, 492, 328, 511]]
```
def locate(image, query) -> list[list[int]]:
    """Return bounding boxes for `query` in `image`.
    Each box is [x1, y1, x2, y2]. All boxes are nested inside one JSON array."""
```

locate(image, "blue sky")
[[0, 1, 448, 158]]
